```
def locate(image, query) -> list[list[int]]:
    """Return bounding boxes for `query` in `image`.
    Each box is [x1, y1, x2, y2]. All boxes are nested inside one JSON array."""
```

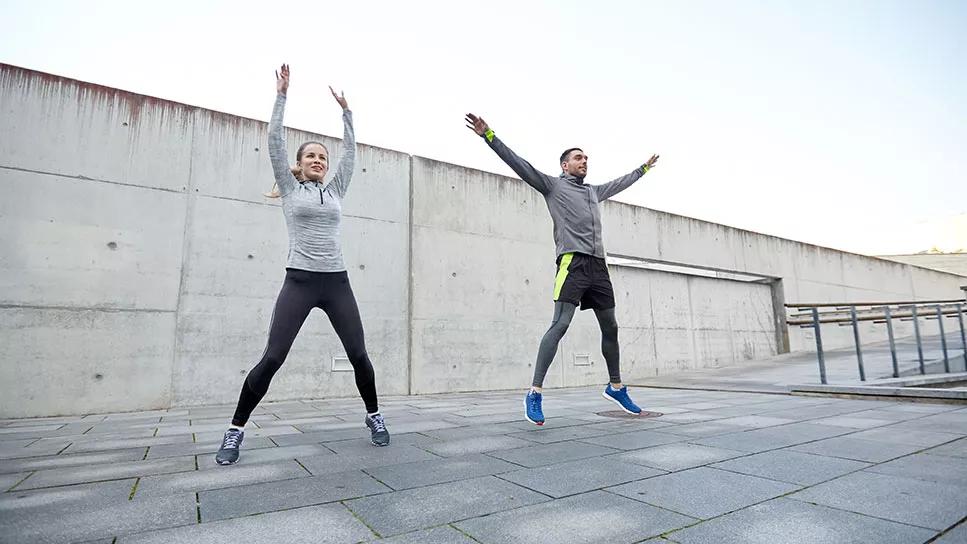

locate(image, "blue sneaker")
[[524, 391, 545, 425], [602, 385, 642, 415]]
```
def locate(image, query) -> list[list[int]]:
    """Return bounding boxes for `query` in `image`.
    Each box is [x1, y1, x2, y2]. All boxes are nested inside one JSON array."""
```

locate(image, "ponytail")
[[263, 166, 304, 199]]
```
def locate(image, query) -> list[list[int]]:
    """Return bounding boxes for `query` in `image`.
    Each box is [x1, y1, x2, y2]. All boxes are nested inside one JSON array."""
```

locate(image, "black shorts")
[[552, 252, 615, 311]]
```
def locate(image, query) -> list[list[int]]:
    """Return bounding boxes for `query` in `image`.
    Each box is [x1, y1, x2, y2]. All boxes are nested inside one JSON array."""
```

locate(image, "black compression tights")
[[232, 269, 378, 426], [531, 302, 621, 387]]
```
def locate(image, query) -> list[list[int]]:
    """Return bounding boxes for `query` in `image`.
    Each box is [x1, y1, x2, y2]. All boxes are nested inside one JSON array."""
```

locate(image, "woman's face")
[[299, 143, 329, 181]]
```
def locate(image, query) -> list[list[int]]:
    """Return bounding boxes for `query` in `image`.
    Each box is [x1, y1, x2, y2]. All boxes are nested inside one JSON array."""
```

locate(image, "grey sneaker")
[[215, 428, 244, 465], [365, 414, 390, 447]]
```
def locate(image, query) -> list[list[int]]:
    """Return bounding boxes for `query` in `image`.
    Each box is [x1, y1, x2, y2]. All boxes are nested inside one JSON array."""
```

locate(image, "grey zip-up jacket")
[[483, 131, 649, 259], [268, 93, 356, 272]]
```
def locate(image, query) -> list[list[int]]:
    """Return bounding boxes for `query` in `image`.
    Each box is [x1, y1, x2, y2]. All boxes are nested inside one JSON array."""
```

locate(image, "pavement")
[[2, 384, 967, 543]]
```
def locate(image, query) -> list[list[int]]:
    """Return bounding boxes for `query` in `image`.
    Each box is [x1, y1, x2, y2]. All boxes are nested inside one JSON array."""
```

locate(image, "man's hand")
[[276, 64, 290, 96], [465, 113, 490, 136], [329, 86, 349, 110], [644, 154, 659, 169]]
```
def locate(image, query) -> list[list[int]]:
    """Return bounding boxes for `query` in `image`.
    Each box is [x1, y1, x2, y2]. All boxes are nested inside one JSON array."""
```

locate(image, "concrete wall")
[[599, 203, 967, 353], [406, 158, 780, 394], [877, 254, 967, 278], [3, 63, 966, 416], [1, 64, 410, 417]]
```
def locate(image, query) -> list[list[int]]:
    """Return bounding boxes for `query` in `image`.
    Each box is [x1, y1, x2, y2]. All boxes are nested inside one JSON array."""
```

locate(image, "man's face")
[[562, 150, 588, 178]]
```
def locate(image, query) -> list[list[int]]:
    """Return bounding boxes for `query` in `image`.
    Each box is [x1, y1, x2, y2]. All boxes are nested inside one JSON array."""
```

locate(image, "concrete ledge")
[[789, 383, 967, 401], [866, 372, 967, 388]]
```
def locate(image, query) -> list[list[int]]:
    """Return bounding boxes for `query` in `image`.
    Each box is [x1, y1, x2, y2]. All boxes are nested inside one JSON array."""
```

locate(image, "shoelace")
[[370, 415, 386, 433], [528, 395, 540, 412], [222, 431, 241, 449], [614, 389, 637, 408]]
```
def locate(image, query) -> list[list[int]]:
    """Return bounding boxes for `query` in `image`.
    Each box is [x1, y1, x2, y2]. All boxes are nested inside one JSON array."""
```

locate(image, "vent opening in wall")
[[574, 354, 592, 366], [331, 356, 352, 372]]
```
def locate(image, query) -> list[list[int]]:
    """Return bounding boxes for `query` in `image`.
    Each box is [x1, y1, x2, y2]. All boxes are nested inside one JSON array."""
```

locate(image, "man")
[[465, 113, 658, 425]]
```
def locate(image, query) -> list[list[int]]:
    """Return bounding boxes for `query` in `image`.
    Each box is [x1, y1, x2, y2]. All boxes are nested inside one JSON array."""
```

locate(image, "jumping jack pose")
[[216, 65, 389, 465], [465, 113, 658, 425]]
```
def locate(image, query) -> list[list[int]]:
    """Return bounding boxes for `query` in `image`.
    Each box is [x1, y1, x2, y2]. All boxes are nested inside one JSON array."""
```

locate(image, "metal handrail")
[[786, 305, 964, 325], [785, 298, 965, 308], [786, 300, 967, 385]]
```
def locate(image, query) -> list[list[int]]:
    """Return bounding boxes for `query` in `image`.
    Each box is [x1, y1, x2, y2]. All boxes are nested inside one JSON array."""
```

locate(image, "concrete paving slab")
[[144, 437, 275, 459], [17, 456, 196, 490], [0, 472, 29, 491], [0, 447, 147, 474], [808, 415, 897, 429], [423, 435, 535, 457], [63, 435, 195, 454], [657, 421, 753, 438], [607, 467, 800, 519], [200, 469, 389, 522], [848, 427, 963, 447], [933, 521, 967, 543], [455, 490, 695, 543], [611, 443, 748, 472], [498, 457, 664, 498], [711, 450, 870, 486], [692, 422, 851, 453], [364, 453, 518, 490], [196, 444, 332, 470], [666, 497, 936, 544], [374, 525, 479, 543], [579, 430, 687, 451], [0, 489, 196, 543], [790, 471, 967, 531], [297, 444, 440, 476], [487, 441, 620, 468], [321, 432, 441, 453], [135, 459, 309, 498], [345, 476, 549, 537], [925, 437, 967, 458], [790, 436, 925, 463], [0, 479, 135, 511], [864, 452, 967, 486], [117, 503, 374, 544]]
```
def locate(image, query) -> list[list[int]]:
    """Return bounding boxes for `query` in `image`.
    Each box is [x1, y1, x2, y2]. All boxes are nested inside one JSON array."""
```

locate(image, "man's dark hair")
[[559, 147, 583, 166]]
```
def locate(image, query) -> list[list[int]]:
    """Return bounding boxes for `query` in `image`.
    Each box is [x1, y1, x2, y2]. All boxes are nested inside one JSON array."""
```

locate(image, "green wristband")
[[641, 164, 650, 174], [484, 129, 495, 143]]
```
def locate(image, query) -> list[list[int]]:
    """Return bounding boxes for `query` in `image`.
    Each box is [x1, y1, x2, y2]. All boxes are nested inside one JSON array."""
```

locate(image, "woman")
[[216, 64, 389, 466]]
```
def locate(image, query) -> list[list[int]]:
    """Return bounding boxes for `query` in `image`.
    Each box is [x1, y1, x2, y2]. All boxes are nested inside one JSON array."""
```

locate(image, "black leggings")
[[531, 302, 621, 387], [232, 268, 378, 426]]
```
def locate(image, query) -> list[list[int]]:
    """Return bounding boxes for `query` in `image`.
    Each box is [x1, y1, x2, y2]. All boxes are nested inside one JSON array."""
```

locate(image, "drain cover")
[[596, 410, 664, 419]]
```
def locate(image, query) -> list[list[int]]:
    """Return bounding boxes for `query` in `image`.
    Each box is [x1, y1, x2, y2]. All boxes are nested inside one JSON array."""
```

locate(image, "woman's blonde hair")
[[264, 140, 328, 199], [263, 166, 303, 198]]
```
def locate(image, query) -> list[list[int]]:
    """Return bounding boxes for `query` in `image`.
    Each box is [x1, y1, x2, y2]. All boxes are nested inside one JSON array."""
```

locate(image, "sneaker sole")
[[602, 391, 642, 415], [215, 458, 238, 466], [523, 398, 544, 426]]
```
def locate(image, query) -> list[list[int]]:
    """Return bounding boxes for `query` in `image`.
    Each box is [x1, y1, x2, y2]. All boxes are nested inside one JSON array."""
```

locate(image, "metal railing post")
[[811, 307, 827, 385], [850, 306, 865, 381], [911, 305, 925, 375], [884, 306, 900, 378], [958, 303, 967, 372], [936, 305, 950, 373]]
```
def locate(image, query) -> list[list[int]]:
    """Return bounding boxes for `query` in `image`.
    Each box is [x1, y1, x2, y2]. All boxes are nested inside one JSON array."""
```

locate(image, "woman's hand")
[[276, 64, 290, 96], [329, 86, 348, 110]]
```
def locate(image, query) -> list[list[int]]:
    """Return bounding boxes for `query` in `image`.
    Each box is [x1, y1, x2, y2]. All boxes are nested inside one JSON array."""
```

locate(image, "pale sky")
[[2, 0, 965, 255]]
